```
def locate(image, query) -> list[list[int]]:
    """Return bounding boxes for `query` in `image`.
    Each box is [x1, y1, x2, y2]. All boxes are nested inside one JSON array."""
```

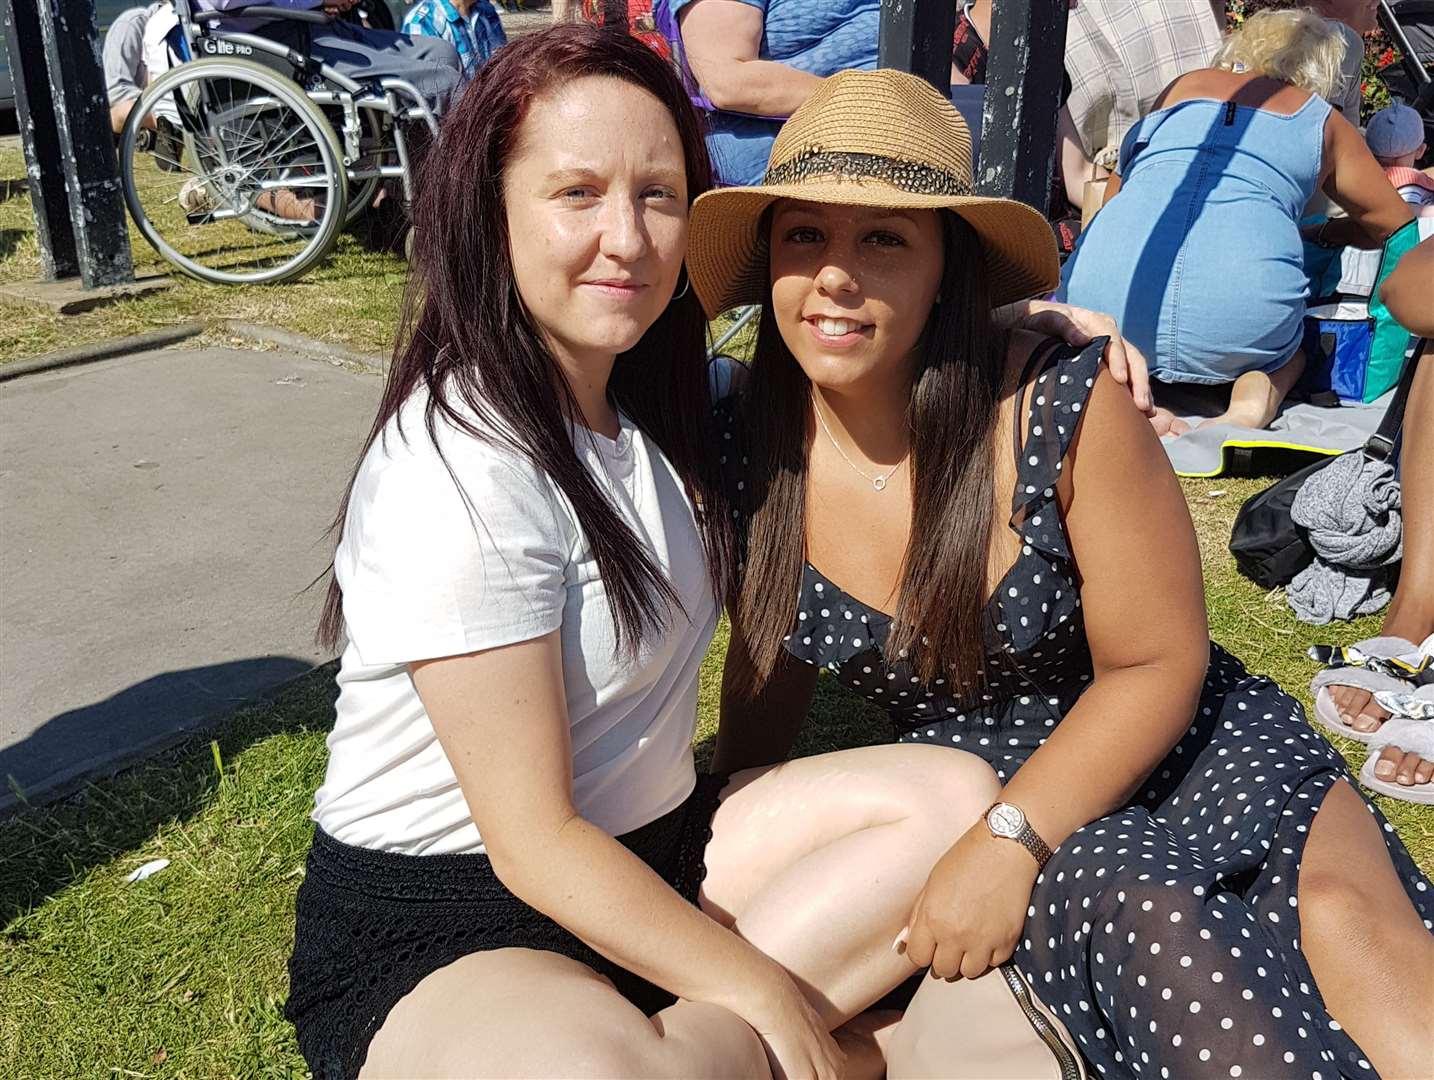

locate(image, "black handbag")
[[1229, 337, 1426, 589]]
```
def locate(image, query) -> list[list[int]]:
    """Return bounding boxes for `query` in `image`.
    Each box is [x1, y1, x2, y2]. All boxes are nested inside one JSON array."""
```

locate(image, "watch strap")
[[985, 801, 1054, 870]]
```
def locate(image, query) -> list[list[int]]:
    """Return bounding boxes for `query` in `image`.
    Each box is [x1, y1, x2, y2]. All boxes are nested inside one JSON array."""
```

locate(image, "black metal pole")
[[878, 0, 955, 97], [11, 0, 135, 287], [1, 0, 78, 280], [975, 0, 1069, 208]]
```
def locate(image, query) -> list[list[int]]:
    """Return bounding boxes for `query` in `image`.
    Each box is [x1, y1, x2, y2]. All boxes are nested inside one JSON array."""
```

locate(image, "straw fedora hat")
[[686, 68, 1061, 317]]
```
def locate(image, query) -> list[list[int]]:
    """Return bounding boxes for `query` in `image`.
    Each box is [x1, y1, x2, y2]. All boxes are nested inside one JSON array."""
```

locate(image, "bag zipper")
[[999, 963, 1083, 1080]]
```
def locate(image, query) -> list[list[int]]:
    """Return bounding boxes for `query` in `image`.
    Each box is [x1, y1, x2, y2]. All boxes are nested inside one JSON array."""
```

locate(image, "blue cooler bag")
[[1301, 302, 1376, 401], [1299, 220, 1422, 403]]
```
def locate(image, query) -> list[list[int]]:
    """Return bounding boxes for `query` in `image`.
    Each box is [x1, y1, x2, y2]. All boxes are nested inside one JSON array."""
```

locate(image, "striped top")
[[401, 0, 506, 81]]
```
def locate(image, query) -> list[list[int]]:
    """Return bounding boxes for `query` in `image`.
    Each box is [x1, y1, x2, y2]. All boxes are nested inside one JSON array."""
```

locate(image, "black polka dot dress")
[[717, 341, 1433, 1079]]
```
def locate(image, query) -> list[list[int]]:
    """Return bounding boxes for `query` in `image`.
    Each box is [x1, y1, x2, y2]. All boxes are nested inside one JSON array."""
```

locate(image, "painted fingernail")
[[891, 927, 909, 953]]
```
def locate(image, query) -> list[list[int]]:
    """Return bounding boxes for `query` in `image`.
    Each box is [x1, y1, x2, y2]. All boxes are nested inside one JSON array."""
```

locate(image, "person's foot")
[[178, 176, 214, 215], [1328, 627, 1434, 789], [1328, 684, 1391, 735], [1371, 743, 1434, 789], [1149, 406, 1191, 439], [255, 188, 319, 223], [1199, 365, 1299, 430], [153, 117, 184, 173], [1196, 392, 1279, 431]]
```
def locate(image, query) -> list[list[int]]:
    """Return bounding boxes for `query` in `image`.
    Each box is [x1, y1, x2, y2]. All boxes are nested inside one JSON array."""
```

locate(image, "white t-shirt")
[[312, 389, 717, 855]]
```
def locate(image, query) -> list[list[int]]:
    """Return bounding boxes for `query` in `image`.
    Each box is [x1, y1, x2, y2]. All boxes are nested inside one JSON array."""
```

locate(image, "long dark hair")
[[318, 24, 735, 654], [734, 211, 1008, 692]]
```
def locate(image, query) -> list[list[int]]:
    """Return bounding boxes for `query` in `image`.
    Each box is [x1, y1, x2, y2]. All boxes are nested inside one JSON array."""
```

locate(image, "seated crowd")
[[100, 1, 1433, 1076]]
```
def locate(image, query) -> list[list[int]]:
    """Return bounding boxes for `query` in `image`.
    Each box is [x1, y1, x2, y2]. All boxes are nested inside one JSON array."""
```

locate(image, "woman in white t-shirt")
[[284, 24, 1005, 1080]]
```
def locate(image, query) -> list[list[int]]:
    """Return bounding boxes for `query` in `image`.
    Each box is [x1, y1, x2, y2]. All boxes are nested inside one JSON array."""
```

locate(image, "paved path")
[[0, 346, 381, 812]]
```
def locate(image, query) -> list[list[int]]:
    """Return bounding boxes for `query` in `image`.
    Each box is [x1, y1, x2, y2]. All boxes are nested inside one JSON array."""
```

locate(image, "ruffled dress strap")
[[1007, 337, 1107, 562]]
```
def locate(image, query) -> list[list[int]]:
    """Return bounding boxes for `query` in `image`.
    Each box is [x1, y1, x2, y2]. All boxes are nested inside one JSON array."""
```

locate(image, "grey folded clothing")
[[1291, 451, 1403, 569], [1287, 562, 1394, 625], [1287, 452, 1402, 624]]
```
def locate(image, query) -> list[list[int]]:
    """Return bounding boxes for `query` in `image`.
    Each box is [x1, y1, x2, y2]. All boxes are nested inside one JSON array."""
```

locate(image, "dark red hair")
[[318, 24, 733, 653]]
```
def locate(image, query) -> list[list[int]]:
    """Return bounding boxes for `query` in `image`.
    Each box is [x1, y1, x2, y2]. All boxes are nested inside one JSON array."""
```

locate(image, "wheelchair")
[[118, 0, 439, 285]]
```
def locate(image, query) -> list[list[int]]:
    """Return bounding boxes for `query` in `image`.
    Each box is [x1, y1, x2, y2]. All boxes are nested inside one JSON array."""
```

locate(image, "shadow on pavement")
[[1, 655, 318, 814]]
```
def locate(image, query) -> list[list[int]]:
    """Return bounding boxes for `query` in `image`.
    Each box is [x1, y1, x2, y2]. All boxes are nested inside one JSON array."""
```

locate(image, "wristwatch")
[[984, 801, 1053, 870]]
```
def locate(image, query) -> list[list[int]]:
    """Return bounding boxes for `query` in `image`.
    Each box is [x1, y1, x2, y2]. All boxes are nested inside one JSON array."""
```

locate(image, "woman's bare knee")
[[1301, 782, 1428, 944], [361, 948, 659, 1079], [362, 948, 770, 1080], [885, 744, 1002, 841]]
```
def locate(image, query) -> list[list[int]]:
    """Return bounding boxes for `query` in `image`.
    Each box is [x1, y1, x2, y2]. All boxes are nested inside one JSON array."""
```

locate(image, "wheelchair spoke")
[[121, 59, 350, 286], [228, 123, 321, 171]]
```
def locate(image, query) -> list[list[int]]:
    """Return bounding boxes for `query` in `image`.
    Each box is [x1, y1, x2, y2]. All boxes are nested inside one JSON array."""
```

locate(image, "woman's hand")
[[744, 969, 847, 1080], [999, 299, 1155, 416], [899, 825, 1039, 981]]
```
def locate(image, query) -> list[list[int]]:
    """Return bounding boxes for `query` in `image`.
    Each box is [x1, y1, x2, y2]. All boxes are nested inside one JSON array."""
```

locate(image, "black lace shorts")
[[285, 773, 728, 1080]]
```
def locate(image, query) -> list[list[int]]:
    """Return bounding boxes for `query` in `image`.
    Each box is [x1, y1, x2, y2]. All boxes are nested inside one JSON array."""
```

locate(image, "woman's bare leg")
[[701, 743, 1002, 1028], [1326, 355, 1434, 784], [1199, 348, 1307, 430], [256, 188, 320, 223], [1298, 780, 1434, 1078], [361, 947, 770, 1079], [360, 743, 998, 1077]]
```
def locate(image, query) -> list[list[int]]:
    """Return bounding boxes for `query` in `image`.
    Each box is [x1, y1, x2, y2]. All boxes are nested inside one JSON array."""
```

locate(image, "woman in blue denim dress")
[[1059, 9, 1411, 432]]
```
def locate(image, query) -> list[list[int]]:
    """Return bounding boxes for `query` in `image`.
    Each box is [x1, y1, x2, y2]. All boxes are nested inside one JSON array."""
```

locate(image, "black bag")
[[1229, 338, 1426, 589]]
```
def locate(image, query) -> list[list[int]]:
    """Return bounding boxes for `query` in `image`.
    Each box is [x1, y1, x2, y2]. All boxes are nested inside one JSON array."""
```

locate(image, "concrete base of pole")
[[0, 274, 174, 315]]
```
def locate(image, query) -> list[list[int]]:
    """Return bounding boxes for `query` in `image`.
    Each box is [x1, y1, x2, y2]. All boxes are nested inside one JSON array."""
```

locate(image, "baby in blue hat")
[[1366, 102, 1434, 212]]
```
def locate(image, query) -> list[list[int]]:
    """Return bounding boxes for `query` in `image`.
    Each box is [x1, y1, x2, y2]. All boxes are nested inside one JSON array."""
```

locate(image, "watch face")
[[988, 802, 1025, 838]]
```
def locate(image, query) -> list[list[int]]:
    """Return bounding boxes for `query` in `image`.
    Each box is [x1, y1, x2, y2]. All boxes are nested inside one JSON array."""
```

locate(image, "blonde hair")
[[1212, 9, 1348, 100]]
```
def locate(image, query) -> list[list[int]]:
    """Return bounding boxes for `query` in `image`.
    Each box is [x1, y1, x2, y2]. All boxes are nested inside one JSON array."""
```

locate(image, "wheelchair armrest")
[[192, 5, 333, 25]]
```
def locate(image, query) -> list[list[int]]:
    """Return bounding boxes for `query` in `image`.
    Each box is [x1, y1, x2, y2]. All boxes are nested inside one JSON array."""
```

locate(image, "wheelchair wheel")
[[120, 58, 348, 286]]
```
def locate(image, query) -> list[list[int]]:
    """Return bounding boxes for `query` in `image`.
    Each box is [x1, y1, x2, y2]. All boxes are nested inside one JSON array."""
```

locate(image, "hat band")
[[763, 149, 973, 197]]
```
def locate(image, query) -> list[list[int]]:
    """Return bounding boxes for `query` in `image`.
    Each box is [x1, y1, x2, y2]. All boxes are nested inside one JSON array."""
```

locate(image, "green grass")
[[0, 142, 408, 365], [2, 138, 1430, 1079]]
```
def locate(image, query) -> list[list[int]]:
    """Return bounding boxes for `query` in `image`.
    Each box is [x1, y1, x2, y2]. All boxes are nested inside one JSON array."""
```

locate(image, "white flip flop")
[[1358, 691, 1434, 805], [1309, 636, 1432, 744]]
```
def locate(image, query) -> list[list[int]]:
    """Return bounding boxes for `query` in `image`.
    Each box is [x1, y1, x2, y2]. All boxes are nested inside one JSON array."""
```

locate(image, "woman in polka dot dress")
[[688, 71, 1434, 1079]]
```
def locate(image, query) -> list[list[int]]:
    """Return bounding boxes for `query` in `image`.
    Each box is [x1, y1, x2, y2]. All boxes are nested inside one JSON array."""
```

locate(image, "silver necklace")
[[812, 397, 907, 492]]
